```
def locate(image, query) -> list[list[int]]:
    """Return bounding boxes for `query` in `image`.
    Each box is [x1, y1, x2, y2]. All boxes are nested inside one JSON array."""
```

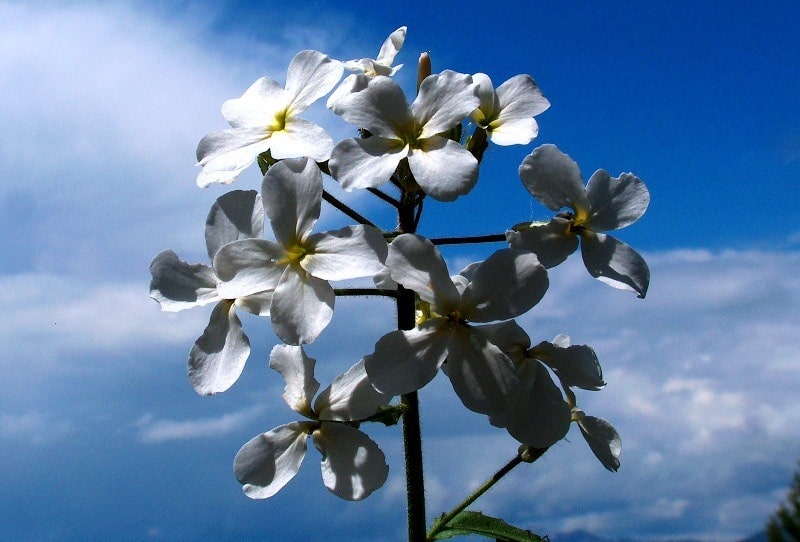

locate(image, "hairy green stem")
[[333, 288, 398, 298]]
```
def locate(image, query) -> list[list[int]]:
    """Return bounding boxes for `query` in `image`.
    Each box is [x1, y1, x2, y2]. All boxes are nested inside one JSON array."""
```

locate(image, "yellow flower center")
[[278, 243, 307, 265]]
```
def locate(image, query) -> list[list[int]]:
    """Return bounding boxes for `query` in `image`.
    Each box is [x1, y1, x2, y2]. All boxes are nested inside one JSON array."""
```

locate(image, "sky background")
[[1, 1, 799, 540]]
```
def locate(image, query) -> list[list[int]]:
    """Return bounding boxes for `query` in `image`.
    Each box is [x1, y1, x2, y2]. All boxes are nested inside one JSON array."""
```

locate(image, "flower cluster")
[[150, 25, 648, 518]]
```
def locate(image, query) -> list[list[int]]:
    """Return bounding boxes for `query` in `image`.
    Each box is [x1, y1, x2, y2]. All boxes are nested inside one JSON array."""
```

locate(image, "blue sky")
[[1, 1, 799, 540]]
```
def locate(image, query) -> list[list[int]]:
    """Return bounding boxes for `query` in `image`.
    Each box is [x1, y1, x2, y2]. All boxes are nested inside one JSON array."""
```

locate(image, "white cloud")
[[138, 404, 265, 443], [0, 410, 73, 443]]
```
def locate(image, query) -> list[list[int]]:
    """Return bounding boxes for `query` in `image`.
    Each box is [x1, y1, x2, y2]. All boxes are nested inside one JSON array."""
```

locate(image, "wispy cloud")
[[137, 404, 266, 443]]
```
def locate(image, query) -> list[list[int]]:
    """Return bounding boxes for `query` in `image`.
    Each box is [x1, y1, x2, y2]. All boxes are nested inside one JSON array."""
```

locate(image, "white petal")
[[149, 250, 219, 311], [580, 232, 650, 298], [329, 76, 414, 139], [205, 190, 264, 259], [262, 157, 321, 247], [270, 265, 334, 345], [234, 290, 273, 316], [408, 136, 479, 202], [195, 127, 271, 187], [269, 344, 320, 417], [462, 248, 549, 323], [188, 299, 250, 395], [315, 358, 390, 421], [303, 225, 388, 281], [413, 70, 479, 138], [505, 361, 571, 448], [494, 74, 549, 121], [575, 410, 621, 472], [585, 170, 650, 231], [386, 234, 460, 309], [475, 320, 531, 366], [441, 324, 520, 426], [220, 76, 285, 127], [269, 117, 335, 162], [533, 340, 604, 390], [505, 218, 578, 268], [313, 422, 388, 500], [284, 50, 344, 110], [328, 136, 407, 191], [375, 26, 406, 66], [364, 321, 449, 396], [213, 239, 286, 299], [488, 117, 540, 146], [234, 422, 313, 499], [519, 144, 589, 212], [469, 72, 499, 128]]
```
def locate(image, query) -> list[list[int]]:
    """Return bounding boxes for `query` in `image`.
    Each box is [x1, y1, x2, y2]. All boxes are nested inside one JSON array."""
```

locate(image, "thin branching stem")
[[368, 187, 400, 207], [426, 447, 547, 541], [321, 190, 378, 228], [429, 233, 507, 245]]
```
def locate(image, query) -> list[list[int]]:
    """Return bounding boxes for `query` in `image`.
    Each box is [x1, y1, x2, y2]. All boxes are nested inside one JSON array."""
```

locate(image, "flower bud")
[[416, 52, 431, 93]]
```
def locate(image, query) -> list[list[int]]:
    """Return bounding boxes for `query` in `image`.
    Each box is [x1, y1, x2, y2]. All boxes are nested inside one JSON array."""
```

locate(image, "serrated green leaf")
[[363, 404, 404, 427], [428, 510, 542, 541]]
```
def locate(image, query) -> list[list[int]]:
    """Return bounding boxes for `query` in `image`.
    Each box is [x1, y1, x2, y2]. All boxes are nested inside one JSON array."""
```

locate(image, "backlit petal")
[[580, 232, 650, 298], [234, 422, 313, 499], [365, 321, 449, 396], [188, 299, 250, 395], [315, 358, 390, 421], [205, 190, 264, 259], [519, 144, 588, 212], [413, 70, 479, 138], [313, 423, 388, 500], [269, 344, 320, 417], [270, 266, 334, 345], [149, 250, 219, 311], [262, 157, 322, 247], [408, 136, 479, 202], [303, 225, 388, 280], [585, 170, 650, 231], [213, 239, 285, 299]]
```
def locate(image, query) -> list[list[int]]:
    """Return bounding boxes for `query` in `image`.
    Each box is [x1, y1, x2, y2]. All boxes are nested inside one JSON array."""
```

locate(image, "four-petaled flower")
[[195, 50, 343, 187], [365, 234, 548, 424], [470, 73, 550, 146], [343, 26, 407, 77], [234, 345, 390, 500], [212, 157, 388, 345], [508, 144, 651, 297], [328, 70, 480, 201], [149, 190, 273, 395]]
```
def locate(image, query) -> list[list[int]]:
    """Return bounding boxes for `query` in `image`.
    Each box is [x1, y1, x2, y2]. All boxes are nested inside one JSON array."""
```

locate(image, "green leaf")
[[429, 510, 542, 541], [257, 150, 275, 175], [363, 404, 404, 427]]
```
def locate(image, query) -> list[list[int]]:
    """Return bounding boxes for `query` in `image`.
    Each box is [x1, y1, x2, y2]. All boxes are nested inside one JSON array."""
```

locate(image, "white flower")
[[364, 234, 548, 424], [473, 322, 568, 448], [507, 144, 651, 297], [344, 26, 407, 76], [233, 345, 390, 500], [149, 190, 273, 395], [195, 50, 343, 187], [212, 158, 388, 345], [328, 71, 480, 201], [470, 73, 550, 145]]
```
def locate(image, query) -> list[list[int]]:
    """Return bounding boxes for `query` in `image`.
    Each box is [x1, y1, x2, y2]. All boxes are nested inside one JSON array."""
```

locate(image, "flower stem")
[[426, 447, 547, 541], [429, 233, 507, 245], [322, 190, 378, 228], [333, 288, 398, 298]]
